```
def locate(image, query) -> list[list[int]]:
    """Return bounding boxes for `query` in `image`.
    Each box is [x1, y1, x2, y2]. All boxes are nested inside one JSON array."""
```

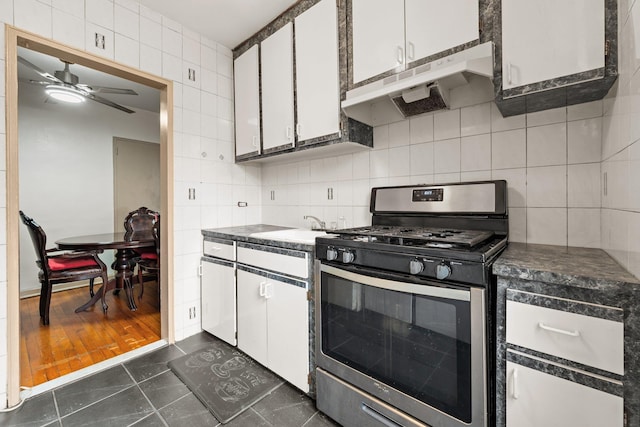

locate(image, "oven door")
[[316, 263, 487, 427]]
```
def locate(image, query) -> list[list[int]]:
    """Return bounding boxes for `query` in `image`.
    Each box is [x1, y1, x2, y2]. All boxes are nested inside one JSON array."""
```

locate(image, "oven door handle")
[[320, 263, 471, 302]]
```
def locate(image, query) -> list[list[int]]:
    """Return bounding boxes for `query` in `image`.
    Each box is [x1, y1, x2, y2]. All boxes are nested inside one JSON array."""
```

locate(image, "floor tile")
[[123, 344, 185, 382], [138, 370, 190, 409], [53, 365, 134, 417], [252, 383, 318, 427], [174, 331, 219, 354], [129, 412, 167, 426], [60, 385, 154, 427], [158, 392, 220, 426], [0, 392, 58, 427], [303, 411, 341, 427], [225, 407, 272, 427]]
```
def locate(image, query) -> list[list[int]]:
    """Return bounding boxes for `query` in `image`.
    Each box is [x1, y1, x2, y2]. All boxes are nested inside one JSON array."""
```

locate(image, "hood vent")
[[342, 42, 495, 126]]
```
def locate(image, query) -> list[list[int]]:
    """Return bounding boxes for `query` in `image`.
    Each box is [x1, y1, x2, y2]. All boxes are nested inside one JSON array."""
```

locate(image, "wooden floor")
[[19, 280, 161, 388]]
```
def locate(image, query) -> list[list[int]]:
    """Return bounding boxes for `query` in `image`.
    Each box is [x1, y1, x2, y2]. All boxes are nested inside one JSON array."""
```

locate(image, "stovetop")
[[335, 225, 495, 248]]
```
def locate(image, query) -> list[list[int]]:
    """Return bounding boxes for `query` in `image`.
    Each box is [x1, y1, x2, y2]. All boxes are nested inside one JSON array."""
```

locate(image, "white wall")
[[600, 0, 640, 279], [262, 100, 604, 249], [0, 0, 261, 408], [18, 101, 160, 292]]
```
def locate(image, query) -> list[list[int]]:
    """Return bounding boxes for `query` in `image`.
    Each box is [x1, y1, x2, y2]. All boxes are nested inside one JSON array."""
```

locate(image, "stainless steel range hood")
[[342, 42, 495, 127]]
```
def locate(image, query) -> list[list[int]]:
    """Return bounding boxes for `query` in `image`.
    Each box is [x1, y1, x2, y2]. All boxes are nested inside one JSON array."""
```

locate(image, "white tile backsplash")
[[114, 4, 138, 40], [52, 9, 85, 49], [461, 103, 491, 136], [433, 138, 461, 174], [86, 0, 114, 30], [15, 0, 52, 37], [527, 208, 568, 245], [568, 208, 601, 248], [527, 123, 567, 167], [527, 166, 567, 208], [492, 129, 526, 169], [460, 134, 491, 172], [388, 121, 410, 147], [568, 163, 601, 207], [526, 106, 567, 127], [434, 109, 461, 141], [409, 114, 434, 144], [568, 118, 602, 164]]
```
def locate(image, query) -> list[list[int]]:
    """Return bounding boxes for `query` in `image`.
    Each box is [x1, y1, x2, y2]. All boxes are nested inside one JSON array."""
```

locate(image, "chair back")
[[19, 210, 49, 272], [124, 207, 159, 233]]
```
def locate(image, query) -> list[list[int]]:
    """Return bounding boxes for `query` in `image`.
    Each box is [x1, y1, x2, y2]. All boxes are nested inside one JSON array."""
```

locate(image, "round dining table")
[[56, 231, 155, 312]]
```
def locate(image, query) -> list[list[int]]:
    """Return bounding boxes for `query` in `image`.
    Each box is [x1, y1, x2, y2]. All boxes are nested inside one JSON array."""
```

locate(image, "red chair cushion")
[[48, 256, 98, 271], [141, 252, 158, 260], [135, 247, 156, 256]]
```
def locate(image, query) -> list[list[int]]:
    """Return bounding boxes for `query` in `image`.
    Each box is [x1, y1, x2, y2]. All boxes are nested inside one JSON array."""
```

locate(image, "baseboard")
[[19, 275, 116, 299]]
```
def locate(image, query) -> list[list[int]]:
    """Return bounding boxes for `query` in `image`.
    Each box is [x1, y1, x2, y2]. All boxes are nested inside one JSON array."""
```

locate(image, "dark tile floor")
[[0, 332, 340, 427]]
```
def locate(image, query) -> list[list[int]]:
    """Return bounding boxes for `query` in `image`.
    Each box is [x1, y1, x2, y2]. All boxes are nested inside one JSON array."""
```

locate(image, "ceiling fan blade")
[[77, 84, 138, 95], [19, 78, 50, 87], [17, 56, 63, 84], [85, 92, 136, 114]]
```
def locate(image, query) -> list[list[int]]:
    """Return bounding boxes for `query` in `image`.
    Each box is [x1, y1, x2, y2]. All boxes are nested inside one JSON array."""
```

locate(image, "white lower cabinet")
[[201, 258, 237, 346], [506, 357, 623, 427], [237, 268, 310, 393]]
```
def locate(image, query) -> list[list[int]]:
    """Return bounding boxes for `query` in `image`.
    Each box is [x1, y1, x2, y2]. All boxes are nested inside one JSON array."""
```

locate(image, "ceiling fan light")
[[45, 85, 85, 104]]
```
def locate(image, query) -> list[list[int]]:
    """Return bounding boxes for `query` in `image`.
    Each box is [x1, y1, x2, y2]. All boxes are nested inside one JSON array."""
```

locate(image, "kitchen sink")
[[249, 228, 335, 244]]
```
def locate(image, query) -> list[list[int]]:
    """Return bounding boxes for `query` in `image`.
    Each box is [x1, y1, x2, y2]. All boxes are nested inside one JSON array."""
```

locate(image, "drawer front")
[[237, 244, 309, 279], [203, 238, 235, 261], [506, 359, 623, 427], [506, 299, 623, 375]]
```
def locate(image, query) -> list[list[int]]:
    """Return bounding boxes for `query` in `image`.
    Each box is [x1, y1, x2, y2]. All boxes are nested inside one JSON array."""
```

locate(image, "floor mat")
[[168, 339, 283, 423]]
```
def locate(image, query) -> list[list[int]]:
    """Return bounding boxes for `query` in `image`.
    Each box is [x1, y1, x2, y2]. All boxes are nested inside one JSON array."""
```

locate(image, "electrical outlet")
[[188, 68, 196, 81], [94, 33, 105, 49], [188, 306, 196, 319], [327, 187, 334, 200]]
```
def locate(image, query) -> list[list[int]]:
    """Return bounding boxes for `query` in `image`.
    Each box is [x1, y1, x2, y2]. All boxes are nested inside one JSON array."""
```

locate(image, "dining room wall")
[[17, 101, 160, 293]]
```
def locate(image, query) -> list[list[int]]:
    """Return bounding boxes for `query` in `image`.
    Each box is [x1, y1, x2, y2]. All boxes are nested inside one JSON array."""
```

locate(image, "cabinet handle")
[[264, 283, 273, 299], [286, 126, 293, 142], [511, 368, 519, 400], [407, 42, 415, 61], [397, 46, 404, 64], [252, 136, 258, 148], [198, 264, 202, 277], [507, 62, 513, 85], [296, 123, 302, 137], [538, 322, 580, 337], [259, 281, 267, 297]]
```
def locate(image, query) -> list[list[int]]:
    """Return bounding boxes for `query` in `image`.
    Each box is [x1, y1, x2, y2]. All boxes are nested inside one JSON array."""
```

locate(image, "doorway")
[[6, 27, 174, 407], [113, 137, 161, 231]]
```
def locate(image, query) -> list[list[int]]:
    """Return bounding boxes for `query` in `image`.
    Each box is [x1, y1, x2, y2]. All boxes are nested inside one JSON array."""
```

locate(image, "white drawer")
[[506, 299, 623, 375], [237, 244, 309, 279], [203, 238, 236, 261]]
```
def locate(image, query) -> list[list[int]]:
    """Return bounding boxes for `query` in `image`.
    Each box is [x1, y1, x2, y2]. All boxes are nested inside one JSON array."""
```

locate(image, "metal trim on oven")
[[315, 261, 488, 427]]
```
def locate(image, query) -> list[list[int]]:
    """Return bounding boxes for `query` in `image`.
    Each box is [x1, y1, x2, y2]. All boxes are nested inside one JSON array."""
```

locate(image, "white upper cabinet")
[[295, 0, 341, 143], [351, 0, 480, 85], [405, 0, 479, 62], [261, 22, 295, 151], [352, 0, 405, 84], [233, 45, 261, 157], [502, 0, 605, 90]]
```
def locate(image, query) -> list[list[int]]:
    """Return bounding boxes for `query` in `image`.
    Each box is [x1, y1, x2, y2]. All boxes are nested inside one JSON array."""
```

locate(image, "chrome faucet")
[[303, 215, 326, 230]]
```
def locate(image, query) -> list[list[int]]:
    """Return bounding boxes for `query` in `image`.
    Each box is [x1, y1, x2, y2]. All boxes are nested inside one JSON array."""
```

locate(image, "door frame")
[[5, 25, 175, 407]]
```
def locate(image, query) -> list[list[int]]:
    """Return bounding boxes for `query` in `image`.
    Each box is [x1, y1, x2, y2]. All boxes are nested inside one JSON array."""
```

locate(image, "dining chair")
[[124, 207, 160, 301], [135, 220, 160, 306], [19, 211, 109, 325]]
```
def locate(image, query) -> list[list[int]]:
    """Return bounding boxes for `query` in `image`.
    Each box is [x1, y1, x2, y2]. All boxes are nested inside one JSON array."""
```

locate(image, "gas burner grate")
[[336, 226, 494, 248]]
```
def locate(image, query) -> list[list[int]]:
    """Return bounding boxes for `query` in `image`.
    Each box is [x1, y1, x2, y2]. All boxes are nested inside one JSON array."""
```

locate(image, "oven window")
[[321, 271, 472, 423]]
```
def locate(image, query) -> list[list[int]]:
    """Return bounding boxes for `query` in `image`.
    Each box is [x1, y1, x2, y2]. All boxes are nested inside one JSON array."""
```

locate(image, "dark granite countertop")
[[202, 224, 320, 252], [493, 243, 640, 290]]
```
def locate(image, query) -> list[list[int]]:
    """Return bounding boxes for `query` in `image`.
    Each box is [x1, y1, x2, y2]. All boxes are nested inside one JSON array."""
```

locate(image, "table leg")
[[111, 248, 138, 311]]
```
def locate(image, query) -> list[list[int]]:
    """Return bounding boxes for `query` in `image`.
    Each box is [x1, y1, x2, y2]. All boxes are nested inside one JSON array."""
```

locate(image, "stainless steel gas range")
[[314, 180, 508, 427]]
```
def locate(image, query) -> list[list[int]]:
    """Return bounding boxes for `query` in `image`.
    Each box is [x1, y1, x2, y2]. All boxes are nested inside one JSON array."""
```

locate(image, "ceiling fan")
[[18, 56, 138, 114]]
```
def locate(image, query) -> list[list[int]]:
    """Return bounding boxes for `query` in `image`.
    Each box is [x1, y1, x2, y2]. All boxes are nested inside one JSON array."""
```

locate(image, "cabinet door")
[[351, 0, 404, 84], [266, 279, 309, 393], [405, 0, 478, 64], [506, 361, 623, 427], [502, 0, 604, 90], [234, 45, 261, 157], [261, 22, 295, 151], [295, 0, 340, 142], [237, 269, 268, 367], [201, 260, 237, 346]]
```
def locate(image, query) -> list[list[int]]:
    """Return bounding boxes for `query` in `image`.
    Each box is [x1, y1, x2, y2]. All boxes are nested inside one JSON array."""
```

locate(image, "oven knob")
[[436, 262, 452, 280], [342, 251, 355, 264], [326, 248, 338, 261], [409, 259, 424, 275]]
